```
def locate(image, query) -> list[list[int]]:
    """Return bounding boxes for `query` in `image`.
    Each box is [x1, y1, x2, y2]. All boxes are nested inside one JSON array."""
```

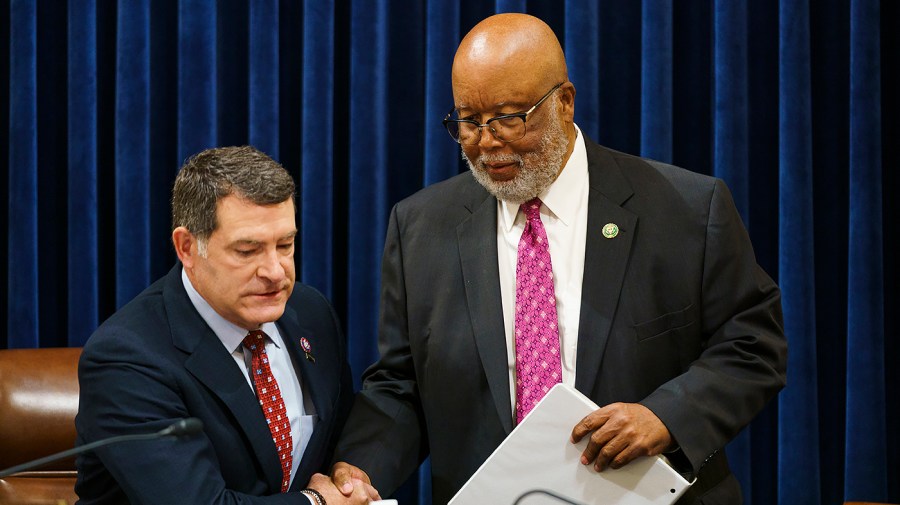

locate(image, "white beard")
[[464, 100, 569, 204]]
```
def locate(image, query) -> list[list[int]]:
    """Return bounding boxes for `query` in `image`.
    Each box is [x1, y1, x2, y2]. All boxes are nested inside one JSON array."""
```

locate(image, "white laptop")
[[448, 384, 692, 505]]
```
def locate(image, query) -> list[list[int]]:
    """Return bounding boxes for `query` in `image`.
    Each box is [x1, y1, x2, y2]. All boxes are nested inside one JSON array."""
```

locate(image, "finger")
[[608, 441, 641, 470], [579, 424, 617, 465], [345, 479, 379, 504], [360, 481, 381, 501], [594, 436, 629, 472], [349, 465, 372, 485], [571, 407, 613, 442], [306, 473, 329, 490], [330, 462, 355, 496]]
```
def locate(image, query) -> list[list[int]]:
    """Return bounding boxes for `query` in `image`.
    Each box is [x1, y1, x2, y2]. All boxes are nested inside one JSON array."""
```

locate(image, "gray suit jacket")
[[336, 138, 786, 505]]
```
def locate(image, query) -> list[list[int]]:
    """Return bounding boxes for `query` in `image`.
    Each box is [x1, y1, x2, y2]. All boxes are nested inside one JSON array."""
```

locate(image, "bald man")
[[333, 13, 786, 505]]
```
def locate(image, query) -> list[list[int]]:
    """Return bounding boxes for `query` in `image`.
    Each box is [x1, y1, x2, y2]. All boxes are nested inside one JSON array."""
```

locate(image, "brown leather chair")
[[0, 347, 82, 505]]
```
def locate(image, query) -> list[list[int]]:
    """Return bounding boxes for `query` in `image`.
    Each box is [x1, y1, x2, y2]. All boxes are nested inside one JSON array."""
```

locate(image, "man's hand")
[[306, 472, 379, 504], [329, 462, 380, 499], [570, 402, 673, 471]]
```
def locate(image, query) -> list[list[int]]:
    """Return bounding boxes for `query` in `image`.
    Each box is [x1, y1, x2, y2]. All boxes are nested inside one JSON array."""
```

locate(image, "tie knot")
[[521, 198, 543, 222], [242, 330, 267, 354]]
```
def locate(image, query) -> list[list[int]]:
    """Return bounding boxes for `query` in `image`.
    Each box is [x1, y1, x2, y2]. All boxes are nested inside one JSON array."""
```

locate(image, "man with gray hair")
[[76, 146, 377, 504]]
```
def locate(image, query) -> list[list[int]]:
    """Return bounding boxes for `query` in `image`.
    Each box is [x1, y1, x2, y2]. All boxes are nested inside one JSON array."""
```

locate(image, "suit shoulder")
[[79, 276, 182, 378], [394, 172, 483, 213], [287, 282, 334, 312], [84, 277, 168, 348], [594, 147, 722, 210], [607, 147, 717, 189]]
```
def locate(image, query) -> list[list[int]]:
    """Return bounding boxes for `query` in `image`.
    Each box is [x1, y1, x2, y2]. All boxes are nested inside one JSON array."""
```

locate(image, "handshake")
[[301, 462, 395, 505]]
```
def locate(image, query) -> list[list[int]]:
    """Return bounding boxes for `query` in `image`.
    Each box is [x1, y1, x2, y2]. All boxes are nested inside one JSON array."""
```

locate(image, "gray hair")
[[172, 146, 295, 251]]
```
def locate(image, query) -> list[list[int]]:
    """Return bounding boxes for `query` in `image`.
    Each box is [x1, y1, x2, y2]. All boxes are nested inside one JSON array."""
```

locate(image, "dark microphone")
[[156, 417, 204, 437], [0, 418, 204, 478]]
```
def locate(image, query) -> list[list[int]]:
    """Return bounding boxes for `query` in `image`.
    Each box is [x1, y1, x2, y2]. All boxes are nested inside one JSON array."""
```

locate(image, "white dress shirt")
[[497, 125, 590, 415], [182, 268, 316, 489]]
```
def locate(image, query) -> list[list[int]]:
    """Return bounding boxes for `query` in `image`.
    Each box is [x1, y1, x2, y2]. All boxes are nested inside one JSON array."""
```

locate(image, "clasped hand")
[[570, 402, 673, 472], [307, 463, 380, 504]]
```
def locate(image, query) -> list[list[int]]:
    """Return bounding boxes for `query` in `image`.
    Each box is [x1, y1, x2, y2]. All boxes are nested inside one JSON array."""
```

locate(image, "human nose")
[[476, 123, 505, 149], [256, 249, 286, 282]]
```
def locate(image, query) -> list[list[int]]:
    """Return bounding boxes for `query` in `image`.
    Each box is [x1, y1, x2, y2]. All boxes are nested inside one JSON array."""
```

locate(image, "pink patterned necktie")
[[243, 330, 293, 493], [514, 198, 562, 424]]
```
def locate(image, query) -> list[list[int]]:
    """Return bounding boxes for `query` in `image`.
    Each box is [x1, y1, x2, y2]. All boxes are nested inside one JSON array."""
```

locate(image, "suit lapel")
[[275, 306, 332, 483], [457, 191, 514, 434], [164, 267, 284, 493], [575, 143, 637, 394]]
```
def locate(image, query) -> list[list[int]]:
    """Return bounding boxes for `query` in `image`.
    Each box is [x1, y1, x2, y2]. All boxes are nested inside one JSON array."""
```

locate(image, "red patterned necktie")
[[514, 198, 562, 424], [243, 330, 293, 493]]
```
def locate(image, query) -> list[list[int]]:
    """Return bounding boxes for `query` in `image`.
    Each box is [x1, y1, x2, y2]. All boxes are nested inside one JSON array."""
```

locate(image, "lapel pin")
[[300, 337, 316, 363], [602, 223, 619, 239]]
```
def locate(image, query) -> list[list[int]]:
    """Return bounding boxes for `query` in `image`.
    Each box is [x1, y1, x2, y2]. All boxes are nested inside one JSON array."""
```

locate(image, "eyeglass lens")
[[454, 116, 526, 145]]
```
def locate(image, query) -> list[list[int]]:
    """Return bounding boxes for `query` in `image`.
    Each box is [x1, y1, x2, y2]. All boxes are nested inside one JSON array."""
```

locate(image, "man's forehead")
[[211, 197, 296, 237], [452, 58, 545, 100], [228, 229, 297, 243], [452, 81, 539, 111]]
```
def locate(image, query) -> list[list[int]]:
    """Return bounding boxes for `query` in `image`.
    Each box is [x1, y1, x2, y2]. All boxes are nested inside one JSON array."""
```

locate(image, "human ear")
[[558, 82, 576, 122], [172, 227, 196, 268]]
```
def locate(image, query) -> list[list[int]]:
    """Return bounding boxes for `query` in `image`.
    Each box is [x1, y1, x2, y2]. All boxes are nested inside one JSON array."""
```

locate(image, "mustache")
[[476, 152, 522, 167]]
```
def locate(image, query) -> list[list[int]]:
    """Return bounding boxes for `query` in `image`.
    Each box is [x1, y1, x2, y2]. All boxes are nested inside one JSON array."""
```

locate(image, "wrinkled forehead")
[[451, 31, 562, 110], [451, 62, 549, 112]]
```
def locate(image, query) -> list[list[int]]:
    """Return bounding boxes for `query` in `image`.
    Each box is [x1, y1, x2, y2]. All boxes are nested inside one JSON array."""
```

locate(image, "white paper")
[[448, 384, 691, 505]]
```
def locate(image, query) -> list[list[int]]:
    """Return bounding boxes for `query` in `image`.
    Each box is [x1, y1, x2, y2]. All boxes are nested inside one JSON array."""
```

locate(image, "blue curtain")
[[2, 1, 897, 504]]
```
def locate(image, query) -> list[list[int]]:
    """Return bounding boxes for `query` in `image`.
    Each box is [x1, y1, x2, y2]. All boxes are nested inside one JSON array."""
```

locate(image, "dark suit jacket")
[[335, 138, 787, 505], [75, 265, 354, 504]]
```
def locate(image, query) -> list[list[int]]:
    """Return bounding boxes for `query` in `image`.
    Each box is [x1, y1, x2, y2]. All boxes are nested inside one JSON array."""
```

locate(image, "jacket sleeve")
[[639, 179, 787, 475], [332, 204, 429, 496]]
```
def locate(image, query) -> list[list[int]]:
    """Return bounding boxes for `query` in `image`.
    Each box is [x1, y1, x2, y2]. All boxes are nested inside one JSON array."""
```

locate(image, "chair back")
[[0, 347, 82, 505]]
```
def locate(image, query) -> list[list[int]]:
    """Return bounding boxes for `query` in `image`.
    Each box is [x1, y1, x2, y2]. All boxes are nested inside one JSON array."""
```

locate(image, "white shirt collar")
[[499, 124, 589, 231], [181, 267, 282, 354]]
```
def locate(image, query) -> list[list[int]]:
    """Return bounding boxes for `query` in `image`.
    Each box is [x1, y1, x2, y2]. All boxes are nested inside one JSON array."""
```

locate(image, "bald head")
[[448, 14, 578, 204], [452, 13, 568, 96]]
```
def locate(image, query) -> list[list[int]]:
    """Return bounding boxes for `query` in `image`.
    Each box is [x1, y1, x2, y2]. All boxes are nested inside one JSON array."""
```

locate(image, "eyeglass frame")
[[442, 82, 565, 145]]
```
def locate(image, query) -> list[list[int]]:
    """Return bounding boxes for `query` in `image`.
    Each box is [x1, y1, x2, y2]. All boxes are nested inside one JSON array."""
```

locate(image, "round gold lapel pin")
[[602, 223, 619, 239]]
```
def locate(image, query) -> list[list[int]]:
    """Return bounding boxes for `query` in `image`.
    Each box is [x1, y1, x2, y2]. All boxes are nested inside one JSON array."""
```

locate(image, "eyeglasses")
[[442, 82, 564, 145]]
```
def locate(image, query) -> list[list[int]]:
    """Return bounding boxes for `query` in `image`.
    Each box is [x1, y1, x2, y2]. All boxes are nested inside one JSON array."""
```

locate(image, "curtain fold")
[[300, 0, 333, 297], [347, 0, 388, 385], [565, 0, 600, 141], [2, 2, 896, 503], [845, 0, 886, 501], [713, 1, 754, 499], [115, 0, 151, 310], [810, 1, 851, 501], [423, 0, 459, 187], [7, 0, 38, 348], [596, 0, 641, 154], [777, 1, 821, 504], [495, 0, 525, 14], [640, 0, 672, 163], [248, 0, 279, 158], [67, 0, 98, 345], [176, 0, 216, 163], [713, 0, 749, 218]]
